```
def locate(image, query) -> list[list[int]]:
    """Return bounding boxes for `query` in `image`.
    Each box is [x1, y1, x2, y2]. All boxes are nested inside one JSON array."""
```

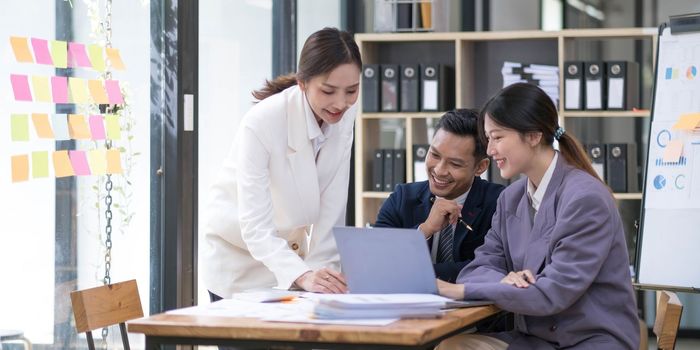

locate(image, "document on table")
[[166, 298, 398, 326]]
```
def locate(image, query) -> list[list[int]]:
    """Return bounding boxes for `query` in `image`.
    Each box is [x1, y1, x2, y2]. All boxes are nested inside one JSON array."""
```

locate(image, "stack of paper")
[[306, 293, 451, 319], [502, 61, 559, 106]]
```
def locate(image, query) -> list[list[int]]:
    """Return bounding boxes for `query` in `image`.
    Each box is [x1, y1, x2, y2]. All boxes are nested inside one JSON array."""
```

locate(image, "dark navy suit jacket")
[[374, 177, 504, 282]]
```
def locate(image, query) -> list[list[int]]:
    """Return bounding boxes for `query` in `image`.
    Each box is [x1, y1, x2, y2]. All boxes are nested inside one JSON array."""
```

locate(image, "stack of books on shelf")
[[502, 61, 559, 106], [309, 293, 450, 319]]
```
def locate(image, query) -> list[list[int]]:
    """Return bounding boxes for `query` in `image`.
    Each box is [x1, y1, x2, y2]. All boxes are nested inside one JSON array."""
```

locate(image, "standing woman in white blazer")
[[203, 27, 362, 300]]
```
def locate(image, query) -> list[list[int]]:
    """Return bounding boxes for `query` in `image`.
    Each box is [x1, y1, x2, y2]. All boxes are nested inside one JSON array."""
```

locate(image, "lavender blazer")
[[457, 157, 639, 349]]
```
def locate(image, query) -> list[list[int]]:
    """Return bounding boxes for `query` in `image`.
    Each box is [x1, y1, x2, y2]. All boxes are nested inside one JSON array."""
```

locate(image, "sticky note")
[[53, 150, 75, 177], [89, 115, 106, 140], [104, 114, 121, 140], [672, 113, 700, 131], [51, 76, 69, 103], [32, 113, 54, 139], [51, 40, 68, 68], [69, 77, 89, 103], [11, 155, 30, 182], [663, 140, 684, 163], [52, 114, 70, 140], [10, 74, 32, 101], [68, 42, 92, 68], [68, 114, 92, 139], [69, 150, 91, 176], [32, 76, 52, 102], [87, 44, 105, 72], [10, 36, 33, 63], [105, 80, 124, 104], [105, 47, 126, 70], [87, 80, 110, 104], [11, 114, 30, 141], [32, 151, 49, 178], [106, 149, 123, 174], [87, 149, 107, 175], [31, 38, 53, 65]]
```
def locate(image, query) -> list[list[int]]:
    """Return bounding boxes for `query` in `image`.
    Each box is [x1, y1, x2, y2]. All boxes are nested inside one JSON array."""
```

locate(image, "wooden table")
[[128, 305, 499, 349]]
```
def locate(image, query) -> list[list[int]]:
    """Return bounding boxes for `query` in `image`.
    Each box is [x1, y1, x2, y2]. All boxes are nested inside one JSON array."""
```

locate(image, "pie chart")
[[688, 66, 697, 79], [653, 175, 666, 190]]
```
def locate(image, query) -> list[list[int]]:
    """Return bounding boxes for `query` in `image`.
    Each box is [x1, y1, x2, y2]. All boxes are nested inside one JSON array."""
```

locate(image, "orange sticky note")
[[68, 114, 92, 139], [31, 76, 52, 103], [663, 140, 684, 163], [87, 149, 107, 175], [31, 113, 55, 138], [106, 149, 123, 174], [87, 79, 110, 104], [105, 47, 125, 70], [52, 150, 75, 177], [11, 155, 30, 182], [672, 113, 700, 130], [32, 151, 49, 178], [69, 77, 89, 104], [10, 36, 33, 63]]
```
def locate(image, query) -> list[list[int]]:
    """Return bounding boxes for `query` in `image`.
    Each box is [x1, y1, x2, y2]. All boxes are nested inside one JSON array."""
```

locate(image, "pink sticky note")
[[10, 74, 33, 101], [68, 42, 92, 68], [51, 76, 69, 103], [105, 80, 124, 104], [68, 150, 91, 176], [31, 38, 54, 65], [89, 115, 106, 140]]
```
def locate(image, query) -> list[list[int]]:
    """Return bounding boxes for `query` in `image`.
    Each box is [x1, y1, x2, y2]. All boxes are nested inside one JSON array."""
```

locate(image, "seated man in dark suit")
[[375, 109, 504, 282]]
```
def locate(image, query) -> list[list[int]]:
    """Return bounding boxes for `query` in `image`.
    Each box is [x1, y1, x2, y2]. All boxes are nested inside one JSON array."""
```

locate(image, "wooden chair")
[[70, 280, 143, 350], [653, 290, 683, 350]]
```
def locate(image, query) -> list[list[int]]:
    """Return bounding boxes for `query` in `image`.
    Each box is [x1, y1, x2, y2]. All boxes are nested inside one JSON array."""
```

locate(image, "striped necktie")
[[437, 224, 455, 263]]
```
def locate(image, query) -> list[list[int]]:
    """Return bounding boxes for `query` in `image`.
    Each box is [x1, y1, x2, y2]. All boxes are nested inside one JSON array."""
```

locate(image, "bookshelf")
[[354, 28, 657, 226]]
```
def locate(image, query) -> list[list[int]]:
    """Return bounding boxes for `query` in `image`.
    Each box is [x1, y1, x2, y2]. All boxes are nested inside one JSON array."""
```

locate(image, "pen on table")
[[429, 196, 472, 232]]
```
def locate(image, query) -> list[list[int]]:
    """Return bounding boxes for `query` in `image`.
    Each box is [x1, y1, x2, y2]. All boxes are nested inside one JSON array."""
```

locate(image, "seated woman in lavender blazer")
[[436, 83, 640, 350]]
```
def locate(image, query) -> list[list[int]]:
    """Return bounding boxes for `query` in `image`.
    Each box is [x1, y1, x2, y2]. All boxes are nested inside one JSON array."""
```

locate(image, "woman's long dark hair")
[[479, 83, 601, 182], [252, 27, 362, 101]]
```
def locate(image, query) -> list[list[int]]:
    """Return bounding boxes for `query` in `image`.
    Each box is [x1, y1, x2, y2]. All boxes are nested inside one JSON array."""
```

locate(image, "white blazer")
[[203, 85, 357, 297]]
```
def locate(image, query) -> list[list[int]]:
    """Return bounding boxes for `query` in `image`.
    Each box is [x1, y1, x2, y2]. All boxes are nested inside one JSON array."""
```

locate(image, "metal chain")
[[101, 0, 114, 348]]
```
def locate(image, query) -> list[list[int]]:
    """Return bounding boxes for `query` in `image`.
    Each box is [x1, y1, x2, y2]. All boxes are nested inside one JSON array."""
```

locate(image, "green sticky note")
[[51, 40, 68, 68], [105, 114, 121, 140], [32, 151, 49, 178], [11, 114, 30, 141], [88, 44, 106, 72]]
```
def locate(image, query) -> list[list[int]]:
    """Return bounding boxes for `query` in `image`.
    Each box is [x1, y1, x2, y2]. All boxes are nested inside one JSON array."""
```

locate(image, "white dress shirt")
[[303, 95, 332, 161], [527, 151, 558, 214]]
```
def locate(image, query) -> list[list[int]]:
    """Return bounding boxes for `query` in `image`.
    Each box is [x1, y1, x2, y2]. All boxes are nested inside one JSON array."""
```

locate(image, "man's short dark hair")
[[435, 108, 487, 160]]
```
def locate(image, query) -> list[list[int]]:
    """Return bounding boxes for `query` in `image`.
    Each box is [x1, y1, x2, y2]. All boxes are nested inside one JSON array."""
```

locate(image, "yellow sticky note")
[[32, 151, 49, 178], [106, 149, 123, 174], [105, 47, 126, 70], [87, 44, 106, 72], [663, 140, 684, 163], [68, 114, 92, 139], [10, 36, 33, 63], [104, 114, 121, 140], [31, 113, 54, 138], [11, 114, 30, 141], [69, 77, 89, 104], [11, 155, 30, 182], [51, 40, 68, 68], [31, 76, 52, 103], [52, 150, 75, 177], [88, 80, 110, 104], [87, 149, 107, 175]]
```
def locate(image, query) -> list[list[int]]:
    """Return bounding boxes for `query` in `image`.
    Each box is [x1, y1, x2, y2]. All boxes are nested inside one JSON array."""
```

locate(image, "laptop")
[[332, 226, 493, 308]]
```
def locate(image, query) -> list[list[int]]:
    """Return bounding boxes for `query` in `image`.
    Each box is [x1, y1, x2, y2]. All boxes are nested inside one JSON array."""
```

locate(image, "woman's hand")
[[295, 268, 347, 294], [437, 279, 465, 300], [500, 270, 536, 288]]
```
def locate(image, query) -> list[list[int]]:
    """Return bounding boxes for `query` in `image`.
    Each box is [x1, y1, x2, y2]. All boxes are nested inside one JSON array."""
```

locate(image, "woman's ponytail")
[[252, 74, 298, 101]]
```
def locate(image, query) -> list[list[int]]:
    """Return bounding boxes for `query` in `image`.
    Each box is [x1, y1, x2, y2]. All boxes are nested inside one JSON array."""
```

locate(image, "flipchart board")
[[636, 14, 700, 292]]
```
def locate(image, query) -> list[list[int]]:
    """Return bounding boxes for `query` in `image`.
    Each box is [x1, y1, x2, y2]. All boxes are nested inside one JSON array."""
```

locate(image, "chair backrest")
[[71, 280, 143, 350], [653, 290, 683, 350]]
